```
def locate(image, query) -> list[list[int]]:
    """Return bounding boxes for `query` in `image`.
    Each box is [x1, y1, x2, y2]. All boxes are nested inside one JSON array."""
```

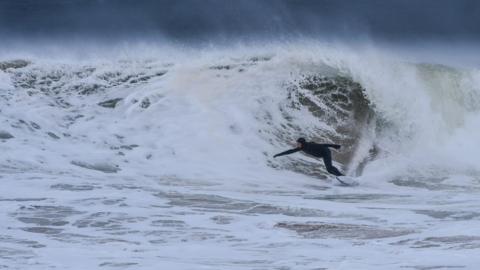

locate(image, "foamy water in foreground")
[[1, 43, 480, 269]]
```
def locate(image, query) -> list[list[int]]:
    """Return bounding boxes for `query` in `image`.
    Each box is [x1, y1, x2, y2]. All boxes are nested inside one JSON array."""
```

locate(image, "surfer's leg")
[[322, 151, 343, 176]]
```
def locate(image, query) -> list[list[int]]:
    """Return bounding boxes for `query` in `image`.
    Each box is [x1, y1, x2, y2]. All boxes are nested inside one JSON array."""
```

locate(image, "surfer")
[[273, 138, 344, 176]]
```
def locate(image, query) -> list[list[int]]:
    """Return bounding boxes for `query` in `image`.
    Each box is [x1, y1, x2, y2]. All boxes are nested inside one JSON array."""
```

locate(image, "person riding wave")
[[274, 137, 344, 176]]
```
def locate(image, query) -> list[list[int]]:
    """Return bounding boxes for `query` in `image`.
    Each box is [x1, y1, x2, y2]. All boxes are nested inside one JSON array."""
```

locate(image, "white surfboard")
[[335, 176, 359, 186]]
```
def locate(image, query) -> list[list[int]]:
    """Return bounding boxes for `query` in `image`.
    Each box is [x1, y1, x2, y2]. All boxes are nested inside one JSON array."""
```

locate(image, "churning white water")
[[1, 43, 480, 269]]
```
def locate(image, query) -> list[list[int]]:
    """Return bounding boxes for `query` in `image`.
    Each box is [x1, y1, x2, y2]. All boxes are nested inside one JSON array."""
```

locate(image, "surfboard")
[[335, 176, 359, 186]]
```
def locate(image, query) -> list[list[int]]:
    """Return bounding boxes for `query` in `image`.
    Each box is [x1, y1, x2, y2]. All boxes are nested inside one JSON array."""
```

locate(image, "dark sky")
[[1, 0, 480, 44]]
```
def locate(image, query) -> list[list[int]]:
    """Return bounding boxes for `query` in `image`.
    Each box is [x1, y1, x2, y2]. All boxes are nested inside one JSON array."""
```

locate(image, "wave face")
[[2, 44, 480, 269], [1, 45, 479, 181]]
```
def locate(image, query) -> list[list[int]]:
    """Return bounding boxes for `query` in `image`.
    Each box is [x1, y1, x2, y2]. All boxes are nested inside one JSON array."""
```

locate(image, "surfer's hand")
[[334, 145, 341, 149], [273, 154, 278, 158]]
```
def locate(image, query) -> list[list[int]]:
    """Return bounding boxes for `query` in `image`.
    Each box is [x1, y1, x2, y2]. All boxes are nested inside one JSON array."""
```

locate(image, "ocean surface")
[[1, 43, 480, 269]]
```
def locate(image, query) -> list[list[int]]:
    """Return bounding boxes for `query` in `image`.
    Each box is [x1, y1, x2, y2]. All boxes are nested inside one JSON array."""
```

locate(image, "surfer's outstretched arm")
[[273, 148, 300, 158]]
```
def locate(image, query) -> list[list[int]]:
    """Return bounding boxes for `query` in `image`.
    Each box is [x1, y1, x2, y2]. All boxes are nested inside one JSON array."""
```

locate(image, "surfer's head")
[[296, 137, 306, 148]]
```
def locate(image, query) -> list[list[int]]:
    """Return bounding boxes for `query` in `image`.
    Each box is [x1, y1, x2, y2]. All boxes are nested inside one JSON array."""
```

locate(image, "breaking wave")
[[1, 43, 480, 184]]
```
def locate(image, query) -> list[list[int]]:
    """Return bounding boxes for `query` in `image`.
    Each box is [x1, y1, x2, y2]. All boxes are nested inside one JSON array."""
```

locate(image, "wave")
[[0, 44, 479, 184]]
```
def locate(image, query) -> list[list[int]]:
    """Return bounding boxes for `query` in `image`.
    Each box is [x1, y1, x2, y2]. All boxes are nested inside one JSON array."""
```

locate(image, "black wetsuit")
[[274, 142, 343, 176]]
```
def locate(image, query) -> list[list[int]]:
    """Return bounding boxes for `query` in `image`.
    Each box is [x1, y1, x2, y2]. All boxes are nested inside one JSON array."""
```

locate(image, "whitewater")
[[1, 43, 480, 269]]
